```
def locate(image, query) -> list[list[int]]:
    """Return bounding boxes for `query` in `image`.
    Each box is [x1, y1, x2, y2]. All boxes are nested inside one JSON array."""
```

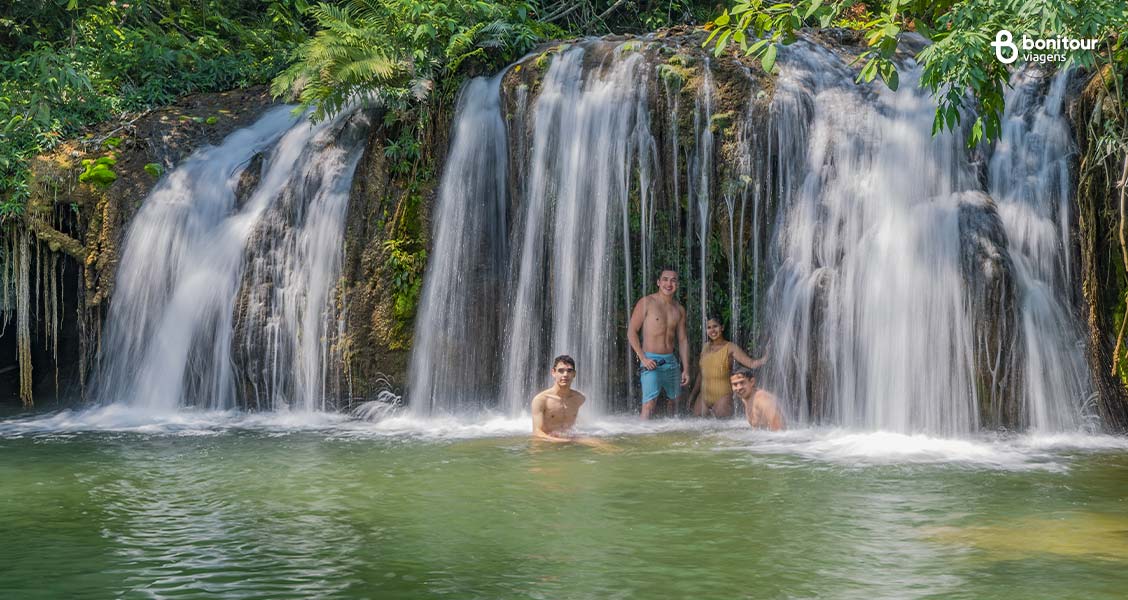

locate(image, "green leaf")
[[804, 0, 824, 20], [883, 64, 899, 91], [715, 10, 731, 26], [859, 57, 878, 83], [761, 44, 777, 73], [969, 117, 983, 148], [715, 29, 734, 55], [144, 163, 163, 178], [703, 26, 723, 47]]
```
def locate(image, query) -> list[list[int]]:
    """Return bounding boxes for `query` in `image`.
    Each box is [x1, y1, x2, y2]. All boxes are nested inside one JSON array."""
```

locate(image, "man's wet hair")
[[655, 266, 678, 280], [731, 367, 756, 381], [553, 355, 576, 370]]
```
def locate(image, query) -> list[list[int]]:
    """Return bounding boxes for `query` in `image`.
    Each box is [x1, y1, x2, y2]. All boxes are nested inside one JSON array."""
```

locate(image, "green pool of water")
[[1, 414, 1127, 599]]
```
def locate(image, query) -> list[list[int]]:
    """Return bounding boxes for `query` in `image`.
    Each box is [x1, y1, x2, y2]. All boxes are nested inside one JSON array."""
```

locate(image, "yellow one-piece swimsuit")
[[699, 344, 733, 407]]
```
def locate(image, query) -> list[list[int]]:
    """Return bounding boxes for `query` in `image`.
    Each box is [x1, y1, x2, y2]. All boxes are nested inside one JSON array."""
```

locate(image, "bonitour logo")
[[991, 29, 1099, 64]]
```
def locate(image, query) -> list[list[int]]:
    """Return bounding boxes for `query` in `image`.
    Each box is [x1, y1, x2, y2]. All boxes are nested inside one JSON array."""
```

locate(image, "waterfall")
[[405, 35, 1093, 433], [411, 43, 658, 416], [763, 41, 997, 434], [408, 76, 510, 415], [989, 67, 1091, 431], [691, 61, 715, 340], [503, 44, 657, 416], [79, 32, 1096, 431], [93, 106, 371, 411]]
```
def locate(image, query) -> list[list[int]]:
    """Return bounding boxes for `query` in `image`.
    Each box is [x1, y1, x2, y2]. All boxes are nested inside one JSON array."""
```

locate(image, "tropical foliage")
[[704, 0, 1128, 146], [0, 0, 310, 222], [270, 0, 546, 120]]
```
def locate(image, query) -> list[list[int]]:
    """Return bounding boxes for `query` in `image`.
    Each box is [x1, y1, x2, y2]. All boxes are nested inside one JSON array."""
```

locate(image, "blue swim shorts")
[[640, 352, 680, 404]]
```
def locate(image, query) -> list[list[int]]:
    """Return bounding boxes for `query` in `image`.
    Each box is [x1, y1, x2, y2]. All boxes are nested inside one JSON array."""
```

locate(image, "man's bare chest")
[[545, 397, 577, 416]]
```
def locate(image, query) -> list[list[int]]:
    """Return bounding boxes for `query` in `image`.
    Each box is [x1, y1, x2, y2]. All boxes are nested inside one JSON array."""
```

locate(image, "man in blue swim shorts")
[[628, 267, 689, 419]]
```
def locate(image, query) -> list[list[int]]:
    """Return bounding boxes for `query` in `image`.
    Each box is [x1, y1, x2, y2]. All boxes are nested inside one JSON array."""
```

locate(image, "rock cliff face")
[[1071, 66, 1128, 431]]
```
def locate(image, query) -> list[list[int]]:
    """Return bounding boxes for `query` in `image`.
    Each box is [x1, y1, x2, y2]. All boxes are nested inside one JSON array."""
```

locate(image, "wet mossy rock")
[[26, 87, 277, 308], [1071, 64, 1128, 431]]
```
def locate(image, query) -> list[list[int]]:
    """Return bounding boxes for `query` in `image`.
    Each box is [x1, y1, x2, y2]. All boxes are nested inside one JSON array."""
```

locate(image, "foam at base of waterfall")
[[720, 428, 1128, 471], [2, 410, 1122, 473], [0, 405, 354, 436]]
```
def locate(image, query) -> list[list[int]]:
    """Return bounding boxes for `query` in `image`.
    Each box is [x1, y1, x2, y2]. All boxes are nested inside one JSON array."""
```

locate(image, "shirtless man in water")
[[628, 267, 689, 420], [730, 368, 784, 431], [531, 355, 586, 442]]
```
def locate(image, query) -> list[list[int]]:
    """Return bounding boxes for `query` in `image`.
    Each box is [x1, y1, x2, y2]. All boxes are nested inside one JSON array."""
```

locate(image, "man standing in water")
[[531, 355, 586, 442], [730, 369, 784, 431], [628, 267, 689, 419]]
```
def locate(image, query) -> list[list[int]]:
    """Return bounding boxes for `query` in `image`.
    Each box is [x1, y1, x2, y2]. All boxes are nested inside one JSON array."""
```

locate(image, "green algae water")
[[2, 411, 1127, 599]]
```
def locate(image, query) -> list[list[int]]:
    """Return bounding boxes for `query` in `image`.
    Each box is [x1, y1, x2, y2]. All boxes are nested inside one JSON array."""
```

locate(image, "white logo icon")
[[992, 30, 1019, 64]]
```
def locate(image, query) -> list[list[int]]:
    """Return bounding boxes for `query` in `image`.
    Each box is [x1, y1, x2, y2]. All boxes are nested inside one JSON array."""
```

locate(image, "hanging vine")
[[15, 229, 33, 406]]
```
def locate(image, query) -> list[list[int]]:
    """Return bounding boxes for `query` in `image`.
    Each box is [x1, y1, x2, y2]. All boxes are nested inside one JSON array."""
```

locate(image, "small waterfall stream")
[[93, 106, 371, 411], [691, 61, 715, 340], [989, 68, 1091, 431], [408, 76, 510, 415], [764, 41, 986, 434]]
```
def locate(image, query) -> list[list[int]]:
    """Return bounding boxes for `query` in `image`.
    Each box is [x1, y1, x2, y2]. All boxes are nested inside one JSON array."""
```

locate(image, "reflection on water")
[[1, 411, 1127, 598]]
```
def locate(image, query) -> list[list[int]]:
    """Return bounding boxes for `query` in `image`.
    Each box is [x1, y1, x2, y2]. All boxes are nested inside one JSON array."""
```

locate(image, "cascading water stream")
[[503, 46, 657, 416], [691, 61, 715, 338], [408, 75, 510, 415], [764, 41, 992, 434], [988, 67, 1091, 431], [412, 44, 658, 416], [236, 113, 370, 412], [93, 106, 370, 412]]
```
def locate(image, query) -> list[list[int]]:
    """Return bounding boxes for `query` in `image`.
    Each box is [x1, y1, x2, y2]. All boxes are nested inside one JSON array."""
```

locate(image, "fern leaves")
[[273, 0, 541, 120]]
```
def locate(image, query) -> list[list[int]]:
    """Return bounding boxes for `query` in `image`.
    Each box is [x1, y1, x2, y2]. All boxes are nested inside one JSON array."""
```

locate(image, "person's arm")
[[754, 341, 771, 368], [688, 365, 702, 415], [628, 298, 656, 370], [531, 394, 571, 442], [678, 306, 689, 386], [729, 343, 766, 369]]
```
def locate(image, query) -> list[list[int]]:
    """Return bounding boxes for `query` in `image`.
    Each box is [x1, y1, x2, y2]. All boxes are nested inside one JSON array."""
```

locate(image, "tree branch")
[[545, 2, 585, 24]]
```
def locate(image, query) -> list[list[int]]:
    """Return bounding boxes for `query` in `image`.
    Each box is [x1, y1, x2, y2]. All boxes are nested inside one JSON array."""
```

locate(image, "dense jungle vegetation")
[[0, 1, 715, 223], [3, 1, 1123, 220]]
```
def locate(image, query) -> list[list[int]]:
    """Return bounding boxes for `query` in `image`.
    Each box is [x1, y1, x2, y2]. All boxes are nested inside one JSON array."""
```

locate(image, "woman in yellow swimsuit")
[[689, 315, 767, 418]]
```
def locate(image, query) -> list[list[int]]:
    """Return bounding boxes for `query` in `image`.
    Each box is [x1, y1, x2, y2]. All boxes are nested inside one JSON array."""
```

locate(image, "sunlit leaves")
[[704, 0, 1127, 147], [274, 0, 542, 121]]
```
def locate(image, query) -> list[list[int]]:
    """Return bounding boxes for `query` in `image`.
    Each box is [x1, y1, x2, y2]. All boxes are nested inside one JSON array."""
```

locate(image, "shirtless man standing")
[[730, 369, 784, 431], [628, 267, 689, 420], [531, 355, 586, 442]]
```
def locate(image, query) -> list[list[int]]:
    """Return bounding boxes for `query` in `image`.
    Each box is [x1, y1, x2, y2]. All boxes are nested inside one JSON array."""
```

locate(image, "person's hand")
[[681, 369, 689, 386], [640, 356, 657, 370]]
